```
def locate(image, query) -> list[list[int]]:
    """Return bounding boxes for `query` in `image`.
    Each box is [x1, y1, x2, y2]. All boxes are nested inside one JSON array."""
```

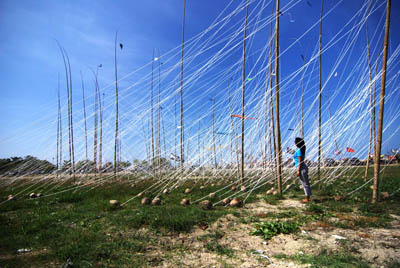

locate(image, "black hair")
[[295, 137, 306, 156]]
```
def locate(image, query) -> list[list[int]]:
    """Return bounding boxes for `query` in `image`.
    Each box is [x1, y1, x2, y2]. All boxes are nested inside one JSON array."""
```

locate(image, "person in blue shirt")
[[294, 137, 311, 203]]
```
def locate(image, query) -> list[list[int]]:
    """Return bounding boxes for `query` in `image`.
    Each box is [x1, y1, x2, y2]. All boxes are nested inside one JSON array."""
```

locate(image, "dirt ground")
[[150, 199, 400, 268]]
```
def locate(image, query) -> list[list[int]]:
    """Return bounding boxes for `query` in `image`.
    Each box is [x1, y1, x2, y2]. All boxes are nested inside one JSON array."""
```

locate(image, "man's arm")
[[297, 156, 302, 176]]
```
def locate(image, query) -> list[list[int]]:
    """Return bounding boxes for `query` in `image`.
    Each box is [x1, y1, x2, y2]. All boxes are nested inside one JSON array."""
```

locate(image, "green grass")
[[1, 165, 399, 267], [205, 241, 235, 257], [0, 178, 244, 267], [198, 230, 235, 257], [0, 176, 268, 267], [263, 193, 285, 205]]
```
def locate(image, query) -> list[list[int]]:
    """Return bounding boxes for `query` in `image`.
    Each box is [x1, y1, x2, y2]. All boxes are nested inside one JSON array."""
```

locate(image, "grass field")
[[0, 165, 399, 267]]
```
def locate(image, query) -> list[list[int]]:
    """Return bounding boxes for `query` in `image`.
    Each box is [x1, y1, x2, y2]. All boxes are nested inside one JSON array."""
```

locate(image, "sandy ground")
[[152, 199, 400, 268]]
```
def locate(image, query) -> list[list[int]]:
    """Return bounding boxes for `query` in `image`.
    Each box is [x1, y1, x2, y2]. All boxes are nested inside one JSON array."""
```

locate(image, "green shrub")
[[250, 220, 299, 240]]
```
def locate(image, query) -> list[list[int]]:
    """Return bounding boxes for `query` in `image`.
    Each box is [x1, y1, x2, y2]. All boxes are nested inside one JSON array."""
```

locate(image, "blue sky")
[[0, 0, 399, 163]]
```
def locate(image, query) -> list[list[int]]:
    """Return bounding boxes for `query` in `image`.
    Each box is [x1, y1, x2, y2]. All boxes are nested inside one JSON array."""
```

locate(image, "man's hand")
[[296, 170, 300, 177]]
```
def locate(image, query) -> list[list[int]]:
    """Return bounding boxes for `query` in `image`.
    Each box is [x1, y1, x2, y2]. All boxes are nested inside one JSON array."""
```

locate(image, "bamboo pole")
[[119, 138, 122, 167], [180, 0, 186, 169], [274, 0, 282, 193], [301, 55, 306, 138], [145, 122, 150, 164], [57, 45, 75, 177], [99, 92, 104, 173], [57, 75, 61, 171], [228, 79, 240, 177], [65, 51, 75, 177], [59, 75, 62, 170], [228, 79, 233, 167], [241, 0, 250, 184], [264, 5, 277, 171], [80, 71, 88, 160], [161, 108, 167, 164], [57, 45, 72, 174], [187, 138, 190, 167], [364, 1, 373, 181], [157, 51, 162, 174], [268, 1, 277, 177], [268, 102, 274, 170], [373, 55, 378, 158], [318, 0, 324, 180], [198, 120, 201, 166], [257, 99, 263, 169], [212, 97, 217, 168], [263, 76, 268, 170], [235, 124, 240, 177], [373, 0, 391, 203], [114, 31, 119, 176], [93, 72, 98, 173], [151, 49, 155, 170], [174, 93, 177, 166]]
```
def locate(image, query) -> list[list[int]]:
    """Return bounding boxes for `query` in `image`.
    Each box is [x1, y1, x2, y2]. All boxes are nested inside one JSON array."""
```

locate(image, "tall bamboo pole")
[[157, 51, 162, 174], [146, 122, 150, 163], [93, 72, 98, 173], [56, 111, 59, 170], [174, 93, 177, 165], [228, 79, 240, 176], [99, 92, 104, 172], [317, 0, 324, 181], [268, 102, 274, 169], [268, 1, 277, 177], [58, 46, 75, 176], [114, 31, 119, 176], [373, 0, 391, 203], [119, 138, 122, 166], [81, 71, 88, 160], [370, 47, 382, 167], [269, 86, 276, 174], [57, 45, 71, 174], [263, 76, 268, 170], [187, 138, 190, 167], [58, 46, 72, 175], [264, 11, 277, 171], [257, 100, 264, 169], [219, 135, 223, 168], [364, 2, 373, 181], [212, 97, 217, 168], [241, 0, 250, 184], [64, 51, 75, 177], [180, 0, 187, 169], [235, 124, 240, 177], [161, 109, 167, 163], [57, 76, 61, 171], [228, 79, 233, 167], [59, 76, 62, 170], [373, 56, 378, 158], [198, 120, 201, 166], [151, 49, 155, 170], [274, 0, 283, 193], [300, 54, 306, 138]]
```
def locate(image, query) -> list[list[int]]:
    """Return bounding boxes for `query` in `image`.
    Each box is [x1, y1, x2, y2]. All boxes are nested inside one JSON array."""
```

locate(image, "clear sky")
[[0, 0, 399, 164]]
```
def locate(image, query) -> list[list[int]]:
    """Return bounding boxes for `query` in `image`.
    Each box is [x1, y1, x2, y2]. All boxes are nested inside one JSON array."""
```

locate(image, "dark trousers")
[[299, 164, 311, 196]]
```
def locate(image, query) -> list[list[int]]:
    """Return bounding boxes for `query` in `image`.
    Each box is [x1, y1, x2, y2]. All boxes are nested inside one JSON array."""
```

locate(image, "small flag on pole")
[[231, 114, 256, 120]]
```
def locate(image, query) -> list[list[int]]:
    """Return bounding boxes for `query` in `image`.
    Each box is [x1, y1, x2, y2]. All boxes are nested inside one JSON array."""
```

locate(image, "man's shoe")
[[301, 196, 310, 203]]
